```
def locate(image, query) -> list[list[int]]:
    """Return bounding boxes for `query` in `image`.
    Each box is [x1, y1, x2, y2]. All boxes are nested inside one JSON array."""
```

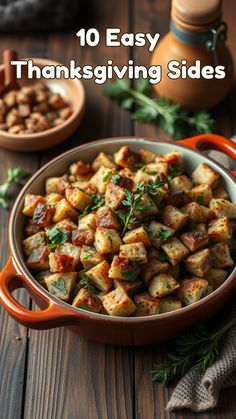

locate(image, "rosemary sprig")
[[151, 316, 236, 387], [0, 167, 28, 209], [104, 79, 214, 140]]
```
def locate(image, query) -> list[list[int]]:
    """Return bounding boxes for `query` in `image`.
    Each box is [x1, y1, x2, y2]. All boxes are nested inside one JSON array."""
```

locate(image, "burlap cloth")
[[166, 141, 236, 412]]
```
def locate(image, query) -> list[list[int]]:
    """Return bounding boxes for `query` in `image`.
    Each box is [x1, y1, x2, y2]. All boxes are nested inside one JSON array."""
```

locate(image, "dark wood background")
[[0, 1, 236, 418]]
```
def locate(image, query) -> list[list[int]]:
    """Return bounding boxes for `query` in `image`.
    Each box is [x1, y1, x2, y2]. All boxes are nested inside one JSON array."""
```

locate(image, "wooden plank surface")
[[0, 1, 235, 419]]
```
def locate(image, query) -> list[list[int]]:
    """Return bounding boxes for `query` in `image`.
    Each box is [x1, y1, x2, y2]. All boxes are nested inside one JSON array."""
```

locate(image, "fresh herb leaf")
[[111, 174, 121, 184], [135, 162, 146, 171], [104, 79, 214, 140], [48, 227, 68, 247], [167, 164, 182, 180], [82, 251, 93, 259], [0, 167, 28, 209], [108, 235, 113, 251], [52, 277, 67, 296], [78, 272, 99, 295], [103, 171, 112, 183], [78, 206, 90, 219], [91, 195, 105, 211], [158, 228, 172, 241], [151, 317, 236, 386], [146, 170, 157, 175], [87, 223, 95, 231], [121, 269, 138, 282]]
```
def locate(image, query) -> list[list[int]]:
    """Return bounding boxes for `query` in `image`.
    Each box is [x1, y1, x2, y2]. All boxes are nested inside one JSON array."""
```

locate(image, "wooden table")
[[0, 1, 236, 418]]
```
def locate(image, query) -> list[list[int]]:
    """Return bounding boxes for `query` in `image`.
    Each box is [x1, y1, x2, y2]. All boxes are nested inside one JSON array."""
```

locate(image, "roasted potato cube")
[[208, 217, 232, 242], [185, 249, 212, 277], [147, 221, 174, 249], [109, 255, 140, 280], [45, 218, 77, 238], [149, 273, 179, 297], [57, 175, 71, 195], [90, 166, 116, 194], [26, 246, 49, 270], [69, 160, 92, 175], [52, 198, 78, 223], [168, 264, 180, 280], [209, 199, 236, 219], [102, 287, 137, 316], [146, 161, 168, 175], [134, 292, 160, 316], [159, 296, 182, 313], [165, 191, 190, 208], [94, 228, 122, 254], [45, 177, 60, 194], [119, 242, 147, 264], [113, 279, 143, 296], [72, 288, 102, 312], [162, 237, 189, 266], [22, 231, 47, 256], [92, 152, 117, 171], [162, 205, 188, 230], [56, 242, 81, 264], [170, 175, 193, 193], [181, 202, 210, 223], [123, 226, 151, 247], [139, 148, 156, 164], [72, 229, 94, 246], [45, 193, 63, 205], [65, 185, 92, 211], [95, 206, 120, 230], [189, 184, 213, 206], [180, 231, 209, 252], [210, 241, 233, 268], [192, 163, 220, 187], [133, 193, 158, 218], [142, 258, 169, 285], [204, 268, 228, 290], [114, 145, 139, 169], [162, 151, 183, 170], [24, 221, 41, 237], [78, 213, 96, 230], [33, 203, 55, 226], [132, 170, 153, 192], [80, 246, 105, 269], [49, 253, 75, 273], [177, 277, 208, 305], [45, 272, 77, 301], [22, 194, 46, 217], [105, 183, 126, 210], [213, 187, 229, 200], [86, 261, 112, 291]]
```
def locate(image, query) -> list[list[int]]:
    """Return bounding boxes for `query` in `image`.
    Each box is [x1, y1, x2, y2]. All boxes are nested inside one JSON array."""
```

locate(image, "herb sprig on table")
[[104, 79, 214, 140], [0, 167, 28, 209], [151, 317, 236, 387]]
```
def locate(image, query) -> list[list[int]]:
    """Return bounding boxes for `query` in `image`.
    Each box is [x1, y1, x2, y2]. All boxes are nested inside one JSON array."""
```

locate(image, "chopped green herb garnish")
[[78, 206, 90, 219], [91, 195, 105, 211], [52, 277, 67, 296], [135, 162, 146, 171], [108, 235, 113, 250], [146, 170, 157, 175], [103, 171, 112, 182], [110, 174, 121, 184], [166, 283, 171, 289], [82, 251, 93, 259], [0, 167, 28, 209], [121, 269, 138, 282], [158, 250, 169, 262], [197, 195, 204, 205], [87, 223, 95, 231], [167, 164, 182, 180], [48, 227, 68, 247], [157, 228, 172, 241], [76, 304, 93, 312], [34, 236, 41, 243]]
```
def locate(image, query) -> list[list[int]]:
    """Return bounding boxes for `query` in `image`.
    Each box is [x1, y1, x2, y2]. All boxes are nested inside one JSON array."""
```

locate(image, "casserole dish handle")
[[0, 256, 78, 329], [177, 133, 236, 176]]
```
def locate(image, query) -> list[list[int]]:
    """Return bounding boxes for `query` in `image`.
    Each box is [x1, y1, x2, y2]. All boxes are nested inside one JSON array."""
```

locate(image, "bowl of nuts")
[[0, 58, 85, 152]]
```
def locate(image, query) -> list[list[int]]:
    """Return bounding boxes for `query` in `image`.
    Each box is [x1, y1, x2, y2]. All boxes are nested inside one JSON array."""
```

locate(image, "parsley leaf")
[[158, 250, 169, 262], [197, 195, 204, 205], [121, 269, 138, 282], [87, 223, 95, 231], [167, 164, 182, 180], [78, 206, 90, 219], [48, 227, 68, 247], [91, 195, 105, 211], [103, 171, 112, 182], [111, 174, 121, 184], [158, 228, 172, 241], [0, 167, 28, 209], [108, 236, 113, 250], [52, 277, 67, 296], [135, 162, 146, 171]]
